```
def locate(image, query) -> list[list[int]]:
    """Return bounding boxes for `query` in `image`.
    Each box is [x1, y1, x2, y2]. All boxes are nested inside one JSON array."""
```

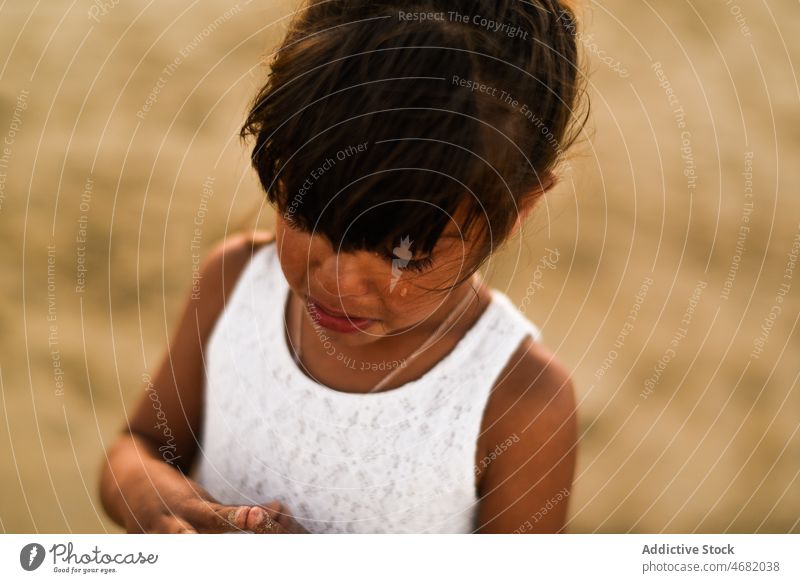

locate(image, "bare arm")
[[475, 338, 578, 533], [98, 231, 304, 533]]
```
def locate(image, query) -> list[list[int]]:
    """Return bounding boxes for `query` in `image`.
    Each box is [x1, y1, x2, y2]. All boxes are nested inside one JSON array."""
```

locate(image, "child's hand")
[[123, 474, 307, 533], [217, 500, 309, 534], [247, 500, 310, 534], [160, 499, 291, 534]]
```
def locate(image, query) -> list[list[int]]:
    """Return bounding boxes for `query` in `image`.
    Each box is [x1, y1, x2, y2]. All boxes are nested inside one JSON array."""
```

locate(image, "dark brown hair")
[[241, 0, 588, 282]]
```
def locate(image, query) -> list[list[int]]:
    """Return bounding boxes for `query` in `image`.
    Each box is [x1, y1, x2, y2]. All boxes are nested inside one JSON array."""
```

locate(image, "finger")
[[187, 501, 250, 533], [155, 514, 198, 534], [188, 500, 293, 534], [213, 503, 282, 533], [247, 503, 287, 534], [252, 501, 308, 534]]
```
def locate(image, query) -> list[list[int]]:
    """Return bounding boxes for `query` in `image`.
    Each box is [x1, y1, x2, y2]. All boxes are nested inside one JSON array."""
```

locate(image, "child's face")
[[274, 209, 484, 346]]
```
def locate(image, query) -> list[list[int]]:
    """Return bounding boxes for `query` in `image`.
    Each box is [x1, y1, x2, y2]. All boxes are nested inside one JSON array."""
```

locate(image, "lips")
[[305, 296, 376, 334], [308, 296, 369, 320]]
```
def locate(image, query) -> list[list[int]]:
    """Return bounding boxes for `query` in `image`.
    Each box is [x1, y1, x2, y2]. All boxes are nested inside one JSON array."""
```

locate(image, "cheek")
[[275, 228, 311, 282], [417, 255, 471, 290], [386, 259, 477, 321], [382, 282, 445, 322], [278, 250, 304, 286]]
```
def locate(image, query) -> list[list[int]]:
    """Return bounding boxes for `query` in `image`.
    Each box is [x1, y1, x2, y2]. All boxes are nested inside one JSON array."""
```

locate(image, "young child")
[[100, 0, 585, 534]]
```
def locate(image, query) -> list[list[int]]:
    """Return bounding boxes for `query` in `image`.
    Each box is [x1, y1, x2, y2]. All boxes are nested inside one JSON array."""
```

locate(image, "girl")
[[100, 0, 586, 534]]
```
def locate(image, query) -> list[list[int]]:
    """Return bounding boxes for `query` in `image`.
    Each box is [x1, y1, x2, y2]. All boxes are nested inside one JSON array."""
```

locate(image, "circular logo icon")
[[20, 543, 46, 571]]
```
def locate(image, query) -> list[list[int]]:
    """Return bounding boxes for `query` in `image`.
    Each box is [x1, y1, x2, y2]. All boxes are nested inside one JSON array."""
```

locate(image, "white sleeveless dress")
[[195, 241, 543, 533]]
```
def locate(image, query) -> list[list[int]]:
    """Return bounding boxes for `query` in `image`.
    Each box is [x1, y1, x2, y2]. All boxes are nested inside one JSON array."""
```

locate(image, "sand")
[[0, 0, 797, 533]]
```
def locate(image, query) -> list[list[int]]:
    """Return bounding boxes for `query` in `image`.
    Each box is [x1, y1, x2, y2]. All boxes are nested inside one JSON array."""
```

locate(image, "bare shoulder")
[[203, 230, 276, 286], [482, 336, 577, 434], [197, 230, 276, 316], [474, 335, 578, 533]]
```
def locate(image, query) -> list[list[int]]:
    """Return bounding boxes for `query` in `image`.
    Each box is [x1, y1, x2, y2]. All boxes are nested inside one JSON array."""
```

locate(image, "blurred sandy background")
[[0, 0, 797, 533]]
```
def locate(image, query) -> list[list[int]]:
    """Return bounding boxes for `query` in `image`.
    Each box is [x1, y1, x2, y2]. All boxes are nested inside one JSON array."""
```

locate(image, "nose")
[[313, 251, 371, 297]]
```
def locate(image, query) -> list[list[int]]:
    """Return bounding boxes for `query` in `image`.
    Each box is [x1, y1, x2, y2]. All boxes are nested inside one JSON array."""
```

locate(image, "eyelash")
[[398, 256, 434, 273], [380, 251, 434, 273]]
